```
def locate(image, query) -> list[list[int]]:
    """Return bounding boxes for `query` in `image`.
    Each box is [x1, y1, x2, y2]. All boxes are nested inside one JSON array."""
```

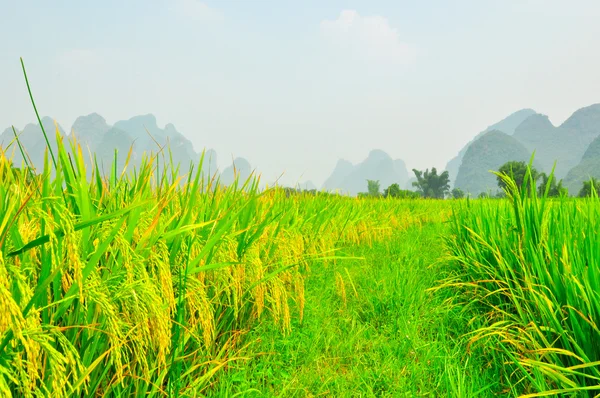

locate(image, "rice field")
[[1, 67, 600, 396], [2, 130, 600, 397], [0, 131, 464, 396], [443, 175, 600, 397]]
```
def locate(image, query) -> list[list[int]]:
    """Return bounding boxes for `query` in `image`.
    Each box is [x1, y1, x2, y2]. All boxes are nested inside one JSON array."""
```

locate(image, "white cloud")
[[320, 10, 416, 64], [172, 0, 223, 22]]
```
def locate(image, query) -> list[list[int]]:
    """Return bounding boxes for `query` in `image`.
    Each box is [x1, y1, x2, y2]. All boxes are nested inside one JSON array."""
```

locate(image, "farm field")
[[1, 136, 600, 397]]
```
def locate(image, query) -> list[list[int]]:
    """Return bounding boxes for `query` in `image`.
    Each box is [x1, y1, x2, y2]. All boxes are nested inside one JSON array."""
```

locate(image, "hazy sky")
[[2, 0, 600, 186]]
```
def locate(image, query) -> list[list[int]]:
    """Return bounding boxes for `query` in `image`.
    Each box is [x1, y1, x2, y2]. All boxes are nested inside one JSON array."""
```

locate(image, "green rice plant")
[[444, 164, 600, 396], [0, 60, 426, 397], [1, 137, 430, 396]]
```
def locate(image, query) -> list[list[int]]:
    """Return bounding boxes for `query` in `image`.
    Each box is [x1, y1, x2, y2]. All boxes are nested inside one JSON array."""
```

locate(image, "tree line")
[[7, 159, 599, 199], [360, 160, 600, 199]]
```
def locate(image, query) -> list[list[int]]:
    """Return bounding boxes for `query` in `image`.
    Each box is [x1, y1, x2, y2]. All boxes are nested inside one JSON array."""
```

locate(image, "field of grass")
[[1, 82, 600, 396], [443, 176, 600, 397], [211, 217, 501, 397], [3, 131, 599, 397]]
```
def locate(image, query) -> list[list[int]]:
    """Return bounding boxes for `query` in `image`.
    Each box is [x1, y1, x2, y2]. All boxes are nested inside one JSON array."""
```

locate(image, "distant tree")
[[578, 178, 600, 197], [478, 191, 490, 199], [281, 187, 320, 197], [383, 183, 401, 198], [497, 161, 539, 191], [412, 168, 450, 199], [383, 183, 421, 199], [282, 187, 300, 197], [367, 179, 381, 197], [451, 188, 465, 199], [494, 190, 506, 199], [537, 173, 568, 197]]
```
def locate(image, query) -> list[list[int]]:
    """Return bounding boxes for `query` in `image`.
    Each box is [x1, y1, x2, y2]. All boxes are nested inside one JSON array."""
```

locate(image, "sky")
[[2, 0, 600, 187]]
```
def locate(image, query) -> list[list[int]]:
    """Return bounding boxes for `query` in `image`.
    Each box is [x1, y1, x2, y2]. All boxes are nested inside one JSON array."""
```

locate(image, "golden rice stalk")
[[335, 271, 347, 309]]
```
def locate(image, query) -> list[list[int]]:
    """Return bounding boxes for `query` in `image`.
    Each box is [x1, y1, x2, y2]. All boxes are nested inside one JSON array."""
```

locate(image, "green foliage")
[[281, 187, 323, 197], [412, 167, 450, 199], [13, 56, 600, 397], [446, 173, 600, 395], [367, 179, 381, 197], [496, 160, 539, 191], [537, 172, 568, 197], [451, 188, 465, 199], [384, 182, 401, 198], [215, 215, 500, 396], [2, 59, 423, 397], [578, 177, 600, 197], [383, 183, 420, 199]]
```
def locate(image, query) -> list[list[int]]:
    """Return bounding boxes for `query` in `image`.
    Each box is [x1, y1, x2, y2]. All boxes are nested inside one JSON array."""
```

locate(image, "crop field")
[[1, 131, 600, 397]]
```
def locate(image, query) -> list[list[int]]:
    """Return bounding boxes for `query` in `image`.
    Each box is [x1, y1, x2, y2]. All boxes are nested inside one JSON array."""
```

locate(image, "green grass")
[[443, 173, 600, 397], [3, 60, 600, 396], [213, 216, 499, 397]]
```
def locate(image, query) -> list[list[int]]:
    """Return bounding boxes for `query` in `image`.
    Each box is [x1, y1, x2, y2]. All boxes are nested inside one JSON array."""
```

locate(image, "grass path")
[[215, 218, 500, 396]]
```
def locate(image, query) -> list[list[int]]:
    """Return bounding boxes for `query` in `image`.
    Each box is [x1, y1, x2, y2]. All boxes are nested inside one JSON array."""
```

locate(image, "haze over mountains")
[[321, 150, 409, 196], [451, 104, 600, 195], [445, 109, 536, 187], [0, 117, 67, 170], [320, 103, 600, 196], [3, 103, 600, 197], [563, 132, 600, 194], [453, 131, 535, 195], [0, 113, 237, 183]]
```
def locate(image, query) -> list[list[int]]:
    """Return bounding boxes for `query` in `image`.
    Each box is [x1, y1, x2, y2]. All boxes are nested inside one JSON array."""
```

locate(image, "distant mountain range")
[[0, 113, 239, 182], [563, 133, 600, 194], [321, 149, 410, 195], [220, 157, 253, 186], [4, 103, 600, 197], [0, 117, 67, 171], [453, 130, 536, 195], [445, 109, 536, 187], [450, 104, 600, 196]]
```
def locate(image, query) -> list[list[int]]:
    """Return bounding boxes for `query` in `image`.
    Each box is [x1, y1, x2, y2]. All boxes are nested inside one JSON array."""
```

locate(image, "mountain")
[[199, 149, 218, 177], [0, 116, 66, 171], [90, 127, 136, 173], [454, 130, 534, 196], [71, 113, 111, 151], [220, 157, 253, 186], [321, 149, 409, 196], [563, 134, 600, 195], [512, 105, 600, 178], [113, 114, 199, 169], [71, 113, 220, 176], [561, 103, 600, 137], [113, 114, 165, 142], [2, 113, 220, 180], [322, 159, 354, 192], [393, 159, 409, 183], [445, 109, 536, 186], [70, 114, 132, 174], [448, 104, 600, 196]]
